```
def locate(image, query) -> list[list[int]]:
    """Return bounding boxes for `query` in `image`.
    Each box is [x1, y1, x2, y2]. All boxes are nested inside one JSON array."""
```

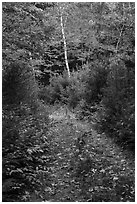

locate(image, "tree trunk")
[[59, 6, 71, 78]]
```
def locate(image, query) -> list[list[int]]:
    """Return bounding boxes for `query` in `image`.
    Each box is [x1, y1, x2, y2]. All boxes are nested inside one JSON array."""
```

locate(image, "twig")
[[115, 24, 125, 53]]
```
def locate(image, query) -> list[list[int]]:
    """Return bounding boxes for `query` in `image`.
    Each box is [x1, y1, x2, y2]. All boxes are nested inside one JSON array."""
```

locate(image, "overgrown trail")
[[45, 107, 135, 202]]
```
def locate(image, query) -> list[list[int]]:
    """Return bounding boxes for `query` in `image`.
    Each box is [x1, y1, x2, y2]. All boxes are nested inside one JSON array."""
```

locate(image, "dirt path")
[[45, 107, 135, 202]]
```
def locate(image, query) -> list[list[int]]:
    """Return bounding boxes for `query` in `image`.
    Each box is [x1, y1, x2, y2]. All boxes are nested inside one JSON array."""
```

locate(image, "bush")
[[73, 57, 135, 152], [97, 57, 135, 151], [83, 62, 108, 105], [39, 62, 108, 110], [2, 103, 50, 202], [39, 71, 87, 108], [2, 61, 50, 201], [2, 61, 39, 108]]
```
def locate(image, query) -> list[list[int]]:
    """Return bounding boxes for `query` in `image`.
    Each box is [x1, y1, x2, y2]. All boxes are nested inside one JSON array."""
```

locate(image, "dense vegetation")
[[2, 2, 135, 202]]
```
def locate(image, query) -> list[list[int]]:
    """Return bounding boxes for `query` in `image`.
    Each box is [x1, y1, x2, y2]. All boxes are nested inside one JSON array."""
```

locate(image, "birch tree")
[[58, 3, 71, 78]]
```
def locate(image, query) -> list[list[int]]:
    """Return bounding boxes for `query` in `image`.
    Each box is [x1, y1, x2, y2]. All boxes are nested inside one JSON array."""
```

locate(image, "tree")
[[58, 3, 71, 78]]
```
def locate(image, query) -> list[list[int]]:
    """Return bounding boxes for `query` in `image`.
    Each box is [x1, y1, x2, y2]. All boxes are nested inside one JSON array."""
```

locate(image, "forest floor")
[[42, 106, 135, 202]]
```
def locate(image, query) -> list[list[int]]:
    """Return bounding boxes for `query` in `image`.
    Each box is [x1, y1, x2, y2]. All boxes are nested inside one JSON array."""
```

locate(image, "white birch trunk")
[[59, 6, 71, 78]]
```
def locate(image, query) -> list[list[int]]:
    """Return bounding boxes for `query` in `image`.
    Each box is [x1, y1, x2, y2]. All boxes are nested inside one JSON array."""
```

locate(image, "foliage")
[[3, 61, 38, 108], [39, 69, 88, 108], [83, 62, 108, 105], [70, 2, 135, 151], [98, 54, 135, 150], [46, 107, 134, 202], [2, 103, 50, 202], [2, 2, 135, 201], [2, 2, 52, 201], [2, 61, 50, 202]]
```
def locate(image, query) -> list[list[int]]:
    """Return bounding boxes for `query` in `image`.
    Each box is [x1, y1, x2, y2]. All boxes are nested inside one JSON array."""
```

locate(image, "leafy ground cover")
[[2, 104, 51, 202], [2, 105, 135, 202], [39, 106, 135, 202]]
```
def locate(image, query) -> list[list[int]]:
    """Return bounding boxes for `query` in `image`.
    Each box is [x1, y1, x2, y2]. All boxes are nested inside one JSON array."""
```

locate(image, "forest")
[[2, 2, 135, 202]]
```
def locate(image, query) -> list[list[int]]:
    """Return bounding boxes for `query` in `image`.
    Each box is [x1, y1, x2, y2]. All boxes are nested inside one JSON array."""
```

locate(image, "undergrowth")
[[2, 103, 51, 202]]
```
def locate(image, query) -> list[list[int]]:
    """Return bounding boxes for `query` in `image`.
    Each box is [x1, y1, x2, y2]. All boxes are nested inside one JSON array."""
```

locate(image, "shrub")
[[2, 62, 50, 201], [84, 62, 108, 105], [2, 61, 38, 108], [2, 102, 50, 201], [39, 71, 86, 107], [98, 57, 135, 151]]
